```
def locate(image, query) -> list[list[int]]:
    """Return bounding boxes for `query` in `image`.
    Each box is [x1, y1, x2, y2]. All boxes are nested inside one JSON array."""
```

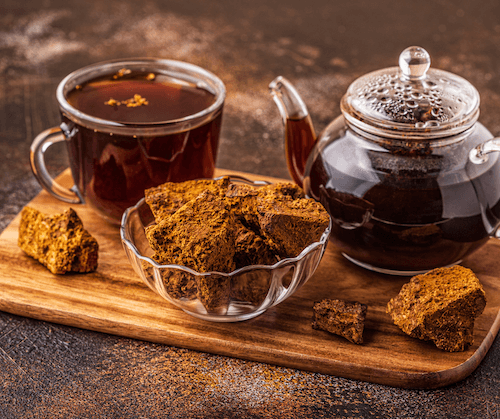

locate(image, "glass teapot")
[[270, 46, 500, 275]]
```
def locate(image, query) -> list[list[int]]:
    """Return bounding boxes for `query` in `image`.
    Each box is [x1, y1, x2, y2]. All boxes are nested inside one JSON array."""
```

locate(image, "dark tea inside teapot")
[[270, 46, 500, 275]]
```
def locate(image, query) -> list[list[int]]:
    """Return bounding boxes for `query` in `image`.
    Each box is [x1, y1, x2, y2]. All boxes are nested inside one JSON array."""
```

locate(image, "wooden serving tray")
[[1, 169, 499, 389]]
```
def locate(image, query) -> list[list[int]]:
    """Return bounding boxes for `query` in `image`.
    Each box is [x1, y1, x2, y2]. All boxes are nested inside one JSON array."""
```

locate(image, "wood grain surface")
[[0, 169, 499, 389]]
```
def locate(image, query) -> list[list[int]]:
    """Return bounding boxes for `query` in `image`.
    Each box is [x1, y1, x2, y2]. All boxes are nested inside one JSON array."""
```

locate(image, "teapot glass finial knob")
[[399, 46, 431, 80]]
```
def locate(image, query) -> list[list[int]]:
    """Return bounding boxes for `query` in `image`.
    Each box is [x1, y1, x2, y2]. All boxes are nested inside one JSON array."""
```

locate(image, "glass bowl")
[[120, 176, 332, 322]]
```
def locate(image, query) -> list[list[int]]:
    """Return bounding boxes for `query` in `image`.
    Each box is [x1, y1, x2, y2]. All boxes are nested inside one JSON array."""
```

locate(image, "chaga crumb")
[[312, 299, 367, 344], [112, 68, 132, 79], [18, 207, 98, 274], [104, 98, 119, 106], [104, 94, 148, 107], [387, 265, 486, 352]]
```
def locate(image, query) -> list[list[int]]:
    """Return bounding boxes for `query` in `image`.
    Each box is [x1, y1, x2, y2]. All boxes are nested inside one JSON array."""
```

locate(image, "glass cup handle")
[[30, 126, 83, 204]]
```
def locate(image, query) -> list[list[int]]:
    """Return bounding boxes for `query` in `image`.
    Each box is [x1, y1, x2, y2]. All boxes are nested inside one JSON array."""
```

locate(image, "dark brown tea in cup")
[[63, 68, 222, 222], [66, 70, 217, 123]]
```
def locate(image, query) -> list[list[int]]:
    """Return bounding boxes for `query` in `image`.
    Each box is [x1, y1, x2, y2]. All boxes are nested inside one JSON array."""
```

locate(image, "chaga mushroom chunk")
[[387, 266, 486, 352], [312, 299, 367, 344], [18, 206, 98, 274]]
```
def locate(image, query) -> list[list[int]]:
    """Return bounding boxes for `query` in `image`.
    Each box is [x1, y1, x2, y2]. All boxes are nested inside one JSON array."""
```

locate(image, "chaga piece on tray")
[[312, 299, 367, 344], [18, 207, 98, 274], [386, 265, 486, 352]]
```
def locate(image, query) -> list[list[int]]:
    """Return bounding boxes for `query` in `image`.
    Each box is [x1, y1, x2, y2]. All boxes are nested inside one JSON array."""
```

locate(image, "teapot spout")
[[269, 76, 316, 188]]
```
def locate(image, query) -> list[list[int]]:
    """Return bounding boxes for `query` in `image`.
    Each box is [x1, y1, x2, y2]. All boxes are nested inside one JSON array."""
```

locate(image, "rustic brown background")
[[1, 0, 500, 417]]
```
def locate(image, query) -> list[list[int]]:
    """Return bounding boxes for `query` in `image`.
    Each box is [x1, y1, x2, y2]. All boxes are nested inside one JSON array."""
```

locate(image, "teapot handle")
[[469, 137, 500, 239], [469, 137, 500, 164]]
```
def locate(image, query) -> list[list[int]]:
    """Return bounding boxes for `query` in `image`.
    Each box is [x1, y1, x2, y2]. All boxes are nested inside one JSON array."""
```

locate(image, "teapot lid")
[[340, 46, 480, 139]]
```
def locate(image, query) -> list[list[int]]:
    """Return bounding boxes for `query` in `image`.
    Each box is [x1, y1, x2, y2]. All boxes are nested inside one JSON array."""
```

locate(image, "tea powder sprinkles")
[[104, 94, 149, 107], [113, 67, 132, 79]]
